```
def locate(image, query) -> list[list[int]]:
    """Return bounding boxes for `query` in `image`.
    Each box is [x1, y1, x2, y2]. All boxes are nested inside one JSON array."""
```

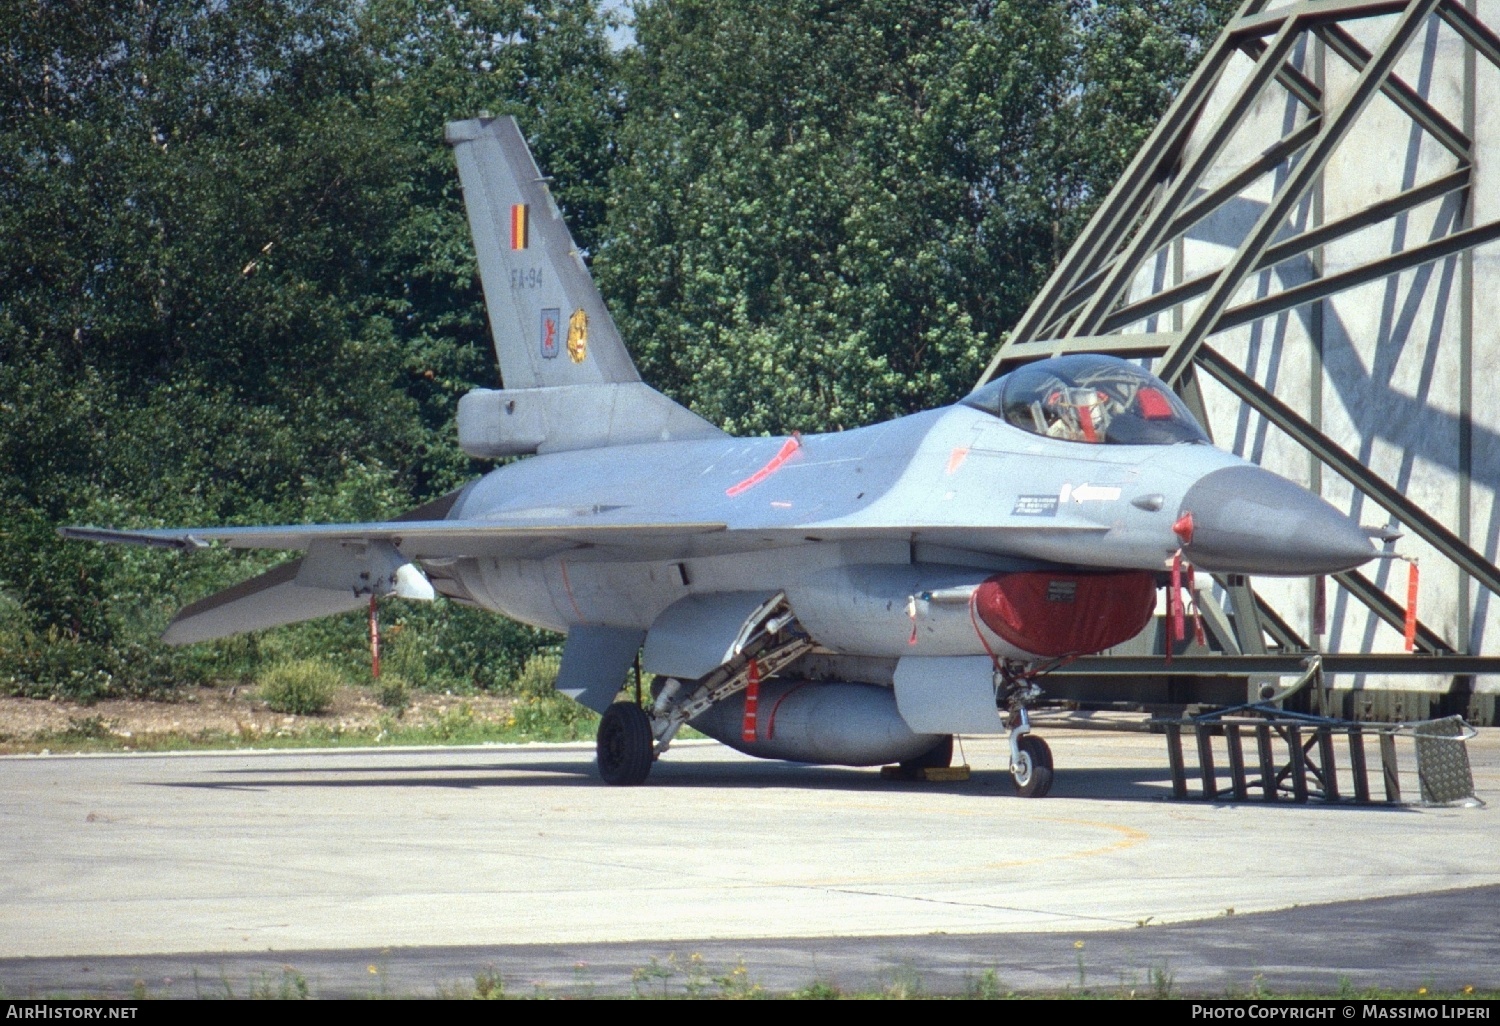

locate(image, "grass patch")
[[0, 694, 608, 755], [506, 691, 600, 739], [0, 649, 702, 756], [54, 715, 113, 742], [628, 953, 766, 999], [5, 966, 1495, 1000]]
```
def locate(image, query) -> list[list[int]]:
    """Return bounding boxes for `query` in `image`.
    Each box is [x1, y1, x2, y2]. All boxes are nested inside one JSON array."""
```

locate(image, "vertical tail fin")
[[445, 116, 640, 389]]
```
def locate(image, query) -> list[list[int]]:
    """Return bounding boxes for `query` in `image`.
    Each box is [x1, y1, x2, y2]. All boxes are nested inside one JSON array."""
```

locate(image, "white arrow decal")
[[1070, 483, 1122, 503]]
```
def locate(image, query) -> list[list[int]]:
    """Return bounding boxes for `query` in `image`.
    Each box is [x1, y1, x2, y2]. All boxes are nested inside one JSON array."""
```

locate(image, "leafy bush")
[[507, 691, 599, 741], [0, 591, 196, 702], [56, 715, 113, 741], [512, 652, 562, 696], [376, 605, 557, 693], [429, 702, 477, 741], [375, 673, 410, 714], [258, 659, 341, 715]]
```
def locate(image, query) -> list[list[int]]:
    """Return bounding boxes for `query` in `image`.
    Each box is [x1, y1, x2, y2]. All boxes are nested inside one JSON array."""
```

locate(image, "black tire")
[[1011, 734, 1054, 798], [597, 702, 653, 786], [898, 735, 954, 777]]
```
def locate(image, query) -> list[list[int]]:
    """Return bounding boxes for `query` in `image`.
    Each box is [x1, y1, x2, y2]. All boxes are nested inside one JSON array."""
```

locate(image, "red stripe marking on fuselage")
[[726, 435, 802, 497], [559, 559, 584, 621]]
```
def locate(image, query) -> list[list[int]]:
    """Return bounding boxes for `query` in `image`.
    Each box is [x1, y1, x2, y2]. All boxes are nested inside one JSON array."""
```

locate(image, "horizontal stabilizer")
[[162, 559, 366, 646]]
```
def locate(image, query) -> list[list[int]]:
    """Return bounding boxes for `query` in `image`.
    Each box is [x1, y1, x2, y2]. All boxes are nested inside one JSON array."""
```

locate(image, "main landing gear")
[[597, 702, 653, 786], [595, 593, 812, 786], [1000, 670, 1054, 798]]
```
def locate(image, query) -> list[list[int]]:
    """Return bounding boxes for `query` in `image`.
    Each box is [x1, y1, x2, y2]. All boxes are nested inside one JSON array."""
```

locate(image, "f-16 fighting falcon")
[[63, 117, 1377, 797]]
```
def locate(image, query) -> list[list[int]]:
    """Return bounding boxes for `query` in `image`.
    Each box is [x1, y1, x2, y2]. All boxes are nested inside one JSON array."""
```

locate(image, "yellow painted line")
[[984, 816, 1148, 870], [795, 815, 1149, 887]]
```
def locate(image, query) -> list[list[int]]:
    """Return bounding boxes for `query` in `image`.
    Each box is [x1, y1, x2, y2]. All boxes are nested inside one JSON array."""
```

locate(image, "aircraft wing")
[[63, 514, 1106, 645], [59, 520, 731, 558], [61, 515, 1103, 560], [61, 518, 730, 645]]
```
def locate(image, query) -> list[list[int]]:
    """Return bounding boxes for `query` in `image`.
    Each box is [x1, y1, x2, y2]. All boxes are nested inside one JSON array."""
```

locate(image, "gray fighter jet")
[[63, 117, 1377, 796]]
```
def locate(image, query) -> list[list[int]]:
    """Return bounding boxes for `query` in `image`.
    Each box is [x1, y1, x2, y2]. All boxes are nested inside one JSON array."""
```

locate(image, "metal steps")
[[1160, 709, 1478, 806]]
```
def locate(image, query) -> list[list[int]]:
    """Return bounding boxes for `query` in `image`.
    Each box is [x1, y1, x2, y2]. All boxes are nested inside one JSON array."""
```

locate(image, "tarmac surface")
[[1, 724, 1496, 996]]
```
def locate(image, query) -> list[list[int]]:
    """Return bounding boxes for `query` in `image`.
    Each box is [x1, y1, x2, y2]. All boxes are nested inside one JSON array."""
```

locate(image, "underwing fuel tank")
[[689, 680, 944, 766]]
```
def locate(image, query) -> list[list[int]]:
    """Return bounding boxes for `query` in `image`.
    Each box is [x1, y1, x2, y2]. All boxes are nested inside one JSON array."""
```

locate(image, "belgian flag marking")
[[510, 204, 528, 250]]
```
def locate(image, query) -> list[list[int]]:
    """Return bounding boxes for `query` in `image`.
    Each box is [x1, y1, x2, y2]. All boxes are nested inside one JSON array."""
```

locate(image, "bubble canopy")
[[962, 354, 1209, 446]]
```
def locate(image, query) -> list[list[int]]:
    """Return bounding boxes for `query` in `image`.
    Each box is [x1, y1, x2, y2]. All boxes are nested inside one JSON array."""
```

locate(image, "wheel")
[[898, 735, 954, 777], [1011, 734, 1054, 798], [597, 702, 653, 786]]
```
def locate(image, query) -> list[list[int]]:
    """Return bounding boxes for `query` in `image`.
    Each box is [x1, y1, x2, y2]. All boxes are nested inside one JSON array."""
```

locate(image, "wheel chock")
[[880, 764, 971, 782]]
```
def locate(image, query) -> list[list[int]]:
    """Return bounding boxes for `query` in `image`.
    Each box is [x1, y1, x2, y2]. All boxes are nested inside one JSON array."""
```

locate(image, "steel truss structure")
[[979, 0, 1500, 711]]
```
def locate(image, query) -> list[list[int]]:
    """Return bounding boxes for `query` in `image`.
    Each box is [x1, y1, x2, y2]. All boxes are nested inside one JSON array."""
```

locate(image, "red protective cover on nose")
[[974, 571, 1157, 658]]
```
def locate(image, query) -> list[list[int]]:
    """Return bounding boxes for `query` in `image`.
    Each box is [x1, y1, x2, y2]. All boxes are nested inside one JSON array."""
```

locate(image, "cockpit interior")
[[963, 354, 1209, 446]]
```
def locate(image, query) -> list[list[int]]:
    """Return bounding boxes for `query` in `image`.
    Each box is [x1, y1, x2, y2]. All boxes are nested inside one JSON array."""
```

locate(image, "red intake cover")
[[974, 571, 1156, 658]]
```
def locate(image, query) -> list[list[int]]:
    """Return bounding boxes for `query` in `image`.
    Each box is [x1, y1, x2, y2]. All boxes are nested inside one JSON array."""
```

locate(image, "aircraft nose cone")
[[1178, 466, 1374, 575]]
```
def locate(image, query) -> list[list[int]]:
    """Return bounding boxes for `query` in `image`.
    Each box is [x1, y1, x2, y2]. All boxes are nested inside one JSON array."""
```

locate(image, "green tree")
[[598, 0, 1237, 435], [1067, 1, 1241, 230], [0, 0, 618, 695], [0, 0, 1237, 697]]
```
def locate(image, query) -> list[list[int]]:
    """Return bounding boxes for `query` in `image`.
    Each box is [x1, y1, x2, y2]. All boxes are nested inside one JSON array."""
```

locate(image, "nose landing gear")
[[1011, 730, 1054, 798], [1000, 671, 1054, 798]]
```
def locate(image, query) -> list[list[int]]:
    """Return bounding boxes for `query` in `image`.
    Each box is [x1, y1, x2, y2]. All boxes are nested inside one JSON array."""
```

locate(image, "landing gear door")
[[642, 592, 782, 681], [893, 656, 1006, 734], [557, 625, 646, 713]]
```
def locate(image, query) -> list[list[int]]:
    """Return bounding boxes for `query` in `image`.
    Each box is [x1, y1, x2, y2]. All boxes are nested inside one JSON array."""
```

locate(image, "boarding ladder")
[[1159, 708, 1478, 806]]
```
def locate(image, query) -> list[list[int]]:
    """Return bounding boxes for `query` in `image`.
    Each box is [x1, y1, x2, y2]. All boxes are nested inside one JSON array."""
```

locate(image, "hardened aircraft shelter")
[[980, 0, 1500, 722]]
